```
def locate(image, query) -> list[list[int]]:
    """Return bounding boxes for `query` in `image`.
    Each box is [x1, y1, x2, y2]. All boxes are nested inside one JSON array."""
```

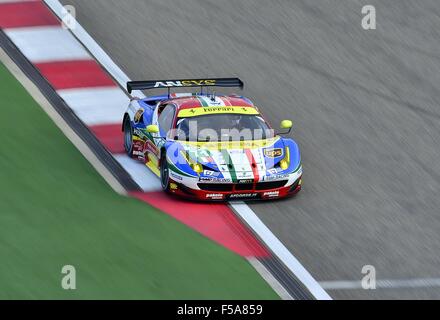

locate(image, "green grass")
[[0, 62, 277, 299]]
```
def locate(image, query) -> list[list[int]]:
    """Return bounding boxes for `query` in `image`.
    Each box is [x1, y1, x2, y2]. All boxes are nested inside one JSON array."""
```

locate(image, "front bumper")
[[168, 175, 302, 201]]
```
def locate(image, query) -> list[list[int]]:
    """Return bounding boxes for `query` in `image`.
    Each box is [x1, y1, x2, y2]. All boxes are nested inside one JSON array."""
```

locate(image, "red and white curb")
[[0, 0, 331, 299]]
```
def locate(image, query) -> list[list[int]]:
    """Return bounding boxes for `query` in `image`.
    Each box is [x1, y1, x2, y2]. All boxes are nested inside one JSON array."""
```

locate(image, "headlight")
[[191, 163, 203, 174], [181, 150, 203, 174]]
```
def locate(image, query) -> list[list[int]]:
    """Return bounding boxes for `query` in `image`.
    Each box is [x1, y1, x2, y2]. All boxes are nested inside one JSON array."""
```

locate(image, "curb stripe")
[[131, 191, 270, 258], [89, 124, 125, 154], [35, 60, 116, 90], [0, 1, 59, 29], [4, 26, 90, 63], [57, 87, 129, 126]]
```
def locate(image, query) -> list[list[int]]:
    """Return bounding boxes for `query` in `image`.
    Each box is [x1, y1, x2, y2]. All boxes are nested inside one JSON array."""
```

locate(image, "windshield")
[[174, 114, 273, 141]]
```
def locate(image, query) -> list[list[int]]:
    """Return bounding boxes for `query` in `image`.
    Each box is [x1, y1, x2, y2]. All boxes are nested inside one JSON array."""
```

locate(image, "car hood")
[[175, 137, 299, 181]]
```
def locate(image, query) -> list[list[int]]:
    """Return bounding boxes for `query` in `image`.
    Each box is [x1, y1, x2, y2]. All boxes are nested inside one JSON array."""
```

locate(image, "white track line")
[[44, 0, 331, 300], [320, 278, 440, 290], [0, 47, 126, 195]]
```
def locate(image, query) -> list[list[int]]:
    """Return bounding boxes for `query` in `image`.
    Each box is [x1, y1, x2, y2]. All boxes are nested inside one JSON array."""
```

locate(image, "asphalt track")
[[61, 0, 440, 299]]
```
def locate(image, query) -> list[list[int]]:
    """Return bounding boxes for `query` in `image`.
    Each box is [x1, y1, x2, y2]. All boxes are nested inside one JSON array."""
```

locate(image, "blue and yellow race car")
[[123, 78, 302, 200]]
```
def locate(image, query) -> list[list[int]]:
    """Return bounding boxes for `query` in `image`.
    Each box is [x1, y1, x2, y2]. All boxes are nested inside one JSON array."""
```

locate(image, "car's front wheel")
[[160, 154, 170, 192], [123, 116, 133, 157]]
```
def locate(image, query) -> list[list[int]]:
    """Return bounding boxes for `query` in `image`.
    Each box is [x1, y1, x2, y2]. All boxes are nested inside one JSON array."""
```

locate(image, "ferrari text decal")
[[178, 106, 259, 118]]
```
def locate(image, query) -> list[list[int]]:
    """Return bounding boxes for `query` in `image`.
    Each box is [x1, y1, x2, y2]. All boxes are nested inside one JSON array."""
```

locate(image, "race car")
[[122, 78, 302, 201]]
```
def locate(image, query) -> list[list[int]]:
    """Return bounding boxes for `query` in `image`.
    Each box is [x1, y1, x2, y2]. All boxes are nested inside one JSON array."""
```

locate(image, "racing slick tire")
[[123, 115, 133, 157], [160, 154, 171, 193]]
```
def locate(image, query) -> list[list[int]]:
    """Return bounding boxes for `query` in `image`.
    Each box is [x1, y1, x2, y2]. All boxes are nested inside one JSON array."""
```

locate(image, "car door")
[[147, 103, 176, 168]]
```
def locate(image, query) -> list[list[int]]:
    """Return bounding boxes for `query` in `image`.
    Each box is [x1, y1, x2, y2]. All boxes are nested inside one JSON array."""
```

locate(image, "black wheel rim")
[[124, 119, 132, 153], [161, 158, 169, 190]]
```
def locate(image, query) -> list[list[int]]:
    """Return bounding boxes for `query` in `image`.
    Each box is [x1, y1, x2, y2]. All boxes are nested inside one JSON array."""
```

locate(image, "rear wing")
[[126, 78, 244, 94]]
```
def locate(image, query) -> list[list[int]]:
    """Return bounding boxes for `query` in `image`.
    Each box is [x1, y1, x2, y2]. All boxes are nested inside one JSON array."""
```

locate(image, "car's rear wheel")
[[160, 154, 170, 192], [123, 116, 133, 157]]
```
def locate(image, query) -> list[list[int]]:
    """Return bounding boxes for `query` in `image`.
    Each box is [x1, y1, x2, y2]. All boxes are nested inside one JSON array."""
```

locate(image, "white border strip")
[[231, 202, 331, 299], [44, 0, 331, 300]]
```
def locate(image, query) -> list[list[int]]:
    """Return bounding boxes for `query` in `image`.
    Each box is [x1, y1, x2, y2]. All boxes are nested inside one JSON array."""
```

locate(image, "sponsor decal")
[[263, 191, 280, 198], [262, 174, 290, 181], [206, 193, 224, 200], [267, 168, 280, 175], [264, 148, 283, 158], [133, 108, 144, 123], [199, 177, 232, 183], [170, 172, 183, 181], [229, 193, 258, 198], [203, 170, 220, 177], [237, 179, 253, 184], [144, 140, 158, 156], [134, 128, 148, 140], [154, 80, 216, 88], [170, 183, 178, 190]]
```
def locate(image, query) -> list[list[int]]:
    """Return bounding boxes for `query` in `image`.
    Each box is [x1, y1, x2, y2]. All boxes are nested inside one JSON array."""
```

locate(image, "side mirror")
[[277, 120, 292, 135], [146, 124, 159, 133], [280, 120, 292, 130]]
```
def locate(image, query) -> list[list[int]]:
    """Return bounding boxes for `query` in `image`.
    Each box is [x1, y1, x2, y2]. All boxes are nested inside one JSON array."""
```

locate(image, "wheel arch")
[[122, 112, 131, 131]]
